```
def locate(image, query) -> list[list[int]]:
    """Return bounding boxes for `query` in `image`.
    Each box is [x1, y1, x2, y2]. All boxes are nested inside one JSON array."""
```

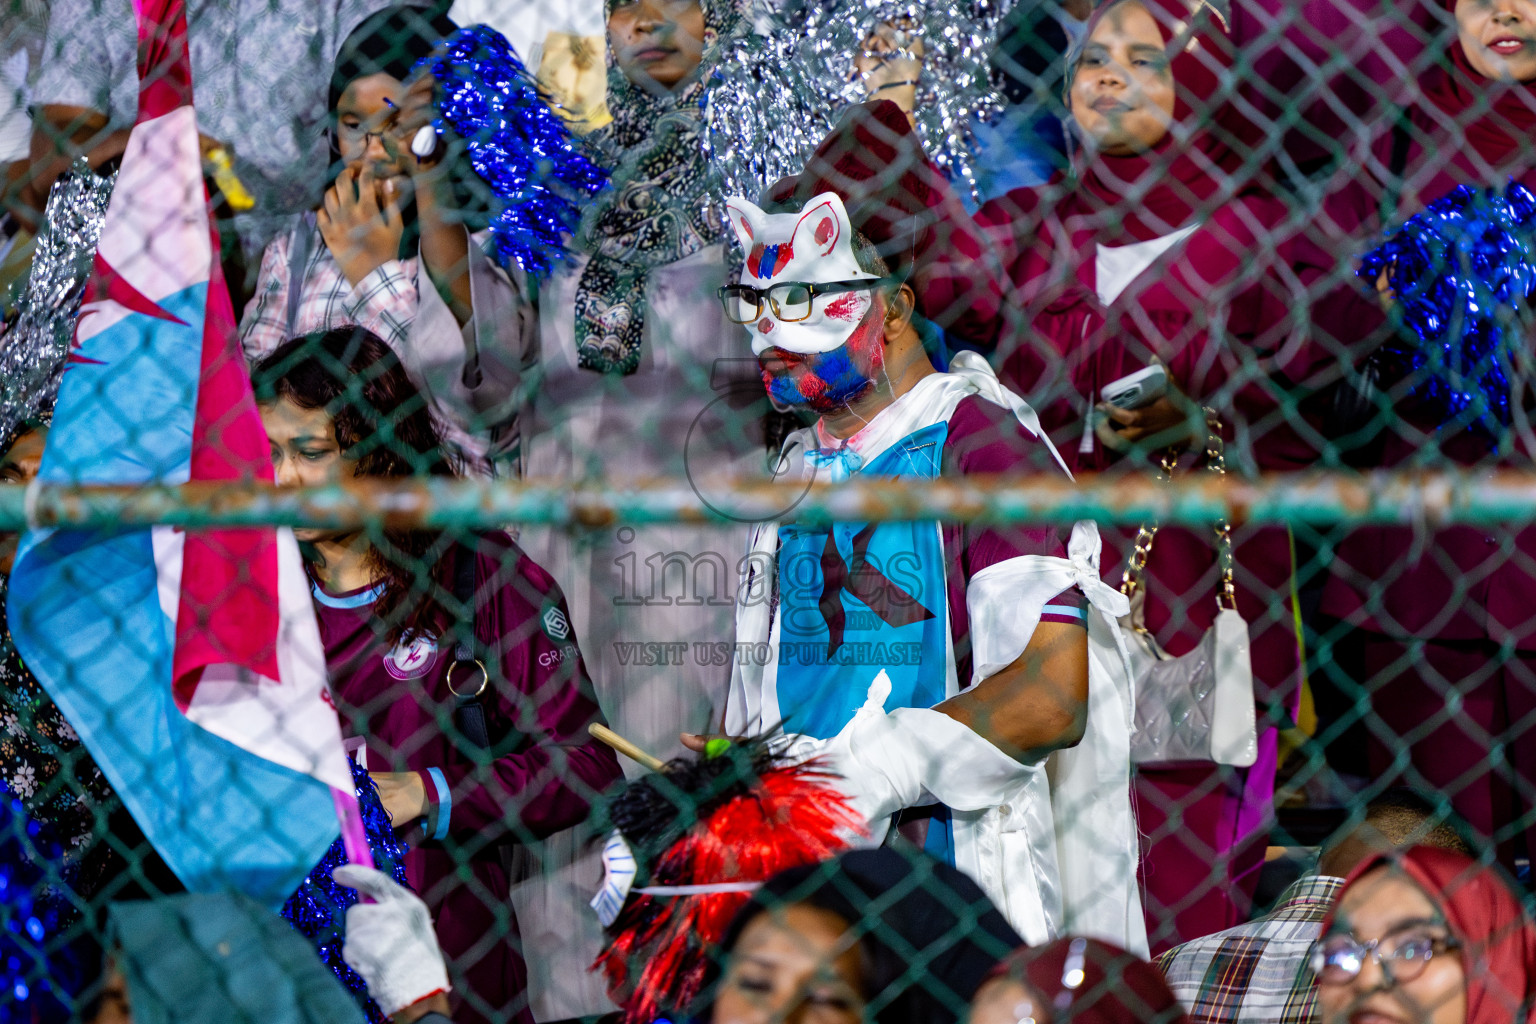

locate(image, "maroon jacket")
[[974, 186, 1333, 704], [974, 185, 1346, 477], [315, 532, 621, 1024]]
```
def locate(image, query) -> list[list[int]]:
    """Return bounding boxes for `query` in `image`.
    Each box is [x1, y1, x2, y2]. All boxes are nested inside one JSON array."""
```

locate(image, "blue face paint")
[[760, 303, 886, 413], [762, 345, 877, 413]]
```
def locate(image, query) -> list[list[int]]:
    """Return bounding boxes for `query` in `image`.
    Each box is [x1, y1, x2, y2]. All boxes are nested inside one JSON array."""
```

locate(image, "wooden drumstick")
[[588, 723, 666, 772]]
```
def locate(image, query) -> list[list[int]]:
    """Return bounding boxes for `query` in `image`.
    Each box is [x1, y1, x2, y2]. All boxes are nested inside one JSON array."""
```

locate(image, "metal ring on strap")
[[446, 658, 489, 699]]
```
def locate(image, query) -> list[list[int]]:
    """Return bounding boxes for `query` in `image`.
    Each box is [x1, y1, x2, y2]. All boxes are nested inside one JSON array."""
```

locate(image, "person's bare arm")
[[396, 73, 473, 326], [414, 178, 473, 326], [682, 622, 1090, 763], [6, 105, 127, 228], [7, 104, 231, 230], [934, 621, 1089, 760], [394, 993, 453, 1023]]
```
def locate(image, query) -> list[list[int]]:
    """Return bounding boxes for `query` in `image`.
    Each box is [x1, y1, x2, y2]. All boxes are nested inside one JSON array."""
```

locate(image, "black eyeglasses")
[[1310, 930, 1461, 987], [717, 279, 889, 324], [337, 106, 402, 148]]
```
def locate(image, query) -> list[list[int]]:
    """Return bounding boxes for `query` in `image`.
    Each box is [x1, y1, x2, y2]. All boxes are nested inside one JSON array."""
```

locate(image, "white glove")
[[332, 864, 452, 1016], [795, 671, 1044, 830]]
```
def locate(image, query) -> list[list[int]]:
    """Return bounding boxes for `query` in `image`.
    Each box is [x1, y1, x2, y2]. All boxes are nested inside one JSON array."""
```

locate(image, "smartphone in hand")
[[1100, 364, 1168, 410]]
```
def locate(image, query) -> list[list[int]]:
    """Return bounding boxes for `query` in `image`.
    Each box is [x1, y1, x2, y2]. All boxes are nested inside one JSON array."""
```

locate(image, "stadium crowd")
[[2, 0, 1536, 1021]]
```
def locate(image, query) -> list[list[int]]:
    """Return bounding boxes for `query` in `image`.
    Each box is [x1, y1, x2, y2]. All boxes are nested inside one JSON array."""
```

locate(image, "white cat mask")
[[724, 192, 884, 356]]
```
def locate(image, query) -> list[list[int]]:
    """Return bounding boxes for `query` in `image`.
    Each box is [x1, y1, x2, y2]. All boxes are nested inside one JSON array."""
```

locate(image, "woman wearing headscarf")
[[703, 846, 1024, 1024], [1314, 845, 1536, 1024], [968, 0, 1358, 950], [516, 0, 768, 775], [1316, 0, 1536, 873], [973, 937, 1193, 1024]]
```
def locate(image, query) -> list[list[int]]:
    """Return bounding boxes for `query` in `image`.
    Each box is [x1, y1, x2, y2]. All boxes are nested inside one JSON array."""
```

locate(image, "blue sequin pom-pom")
[[281, 763, 412, 1023], [1361, 182, 1536, 435], [420, 25, 609, 278]]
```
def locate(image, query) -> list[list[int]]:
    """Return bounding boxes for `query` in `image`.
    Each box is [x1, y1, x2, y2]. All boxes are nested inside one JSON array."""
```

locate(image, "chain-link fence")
[[2, 0, 1536, 1020]]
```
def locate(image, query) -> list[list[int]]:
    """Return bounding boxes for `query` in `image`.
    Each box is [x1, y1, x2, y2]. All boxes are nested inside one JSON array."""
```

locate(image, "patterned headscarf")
[[572, 0, 751, 375]]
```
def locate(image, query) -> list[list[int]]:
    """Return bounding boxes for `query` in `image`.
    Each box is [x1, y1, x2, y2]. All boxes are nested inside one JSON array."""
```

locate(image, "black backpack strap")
[[437, 537, 533, 879], [446, 539, 491, 751]]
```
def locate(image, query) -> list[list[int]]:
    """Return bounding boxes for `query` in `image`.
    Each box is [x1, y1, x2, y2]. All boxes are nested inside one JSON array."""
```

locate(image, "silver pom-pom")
[[0, 160, 115, 446], [702, 17, 840, 205], [786, 0, 1013, 202]]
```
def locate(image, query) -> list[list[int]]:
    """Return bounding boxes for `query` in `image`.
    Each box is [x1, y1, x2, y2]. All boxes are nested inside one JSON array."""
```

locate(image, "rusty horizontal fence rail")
[[2, 470, 1536, 530]]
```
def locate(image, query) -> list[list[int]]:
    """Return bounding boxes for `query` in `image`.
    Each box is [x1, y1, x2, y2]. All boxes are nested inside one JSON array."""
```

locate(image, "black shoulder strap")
[[451, 544, 478, 662], [447, 539, 491, 751]]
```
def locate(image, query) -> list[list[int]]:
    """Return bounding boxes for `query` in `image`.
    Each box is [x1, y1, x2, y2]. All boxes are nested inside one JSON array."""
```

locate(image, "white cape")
[[728, 354, 1146, 953]]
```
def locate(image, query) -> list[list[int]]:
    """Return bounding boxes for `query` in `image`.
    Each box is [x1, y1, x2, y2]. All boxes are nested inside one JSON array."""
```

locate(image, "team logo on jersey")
[[384, 633, 441, 681], [542, 605, 570, 642]]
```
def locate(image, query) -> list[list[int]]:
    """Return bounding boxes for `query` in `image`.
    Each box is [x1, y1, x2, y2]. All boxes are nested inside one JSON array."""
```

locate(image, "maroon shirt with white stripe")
[[313, 532, 620, 1024]]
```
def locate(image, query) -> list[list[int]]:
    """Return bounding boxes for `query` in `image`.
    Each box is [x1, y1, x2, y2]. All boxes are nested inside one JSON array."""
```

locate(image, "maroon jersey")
[[314, 532, 620, 1024], [939, 394, 1088, 686]]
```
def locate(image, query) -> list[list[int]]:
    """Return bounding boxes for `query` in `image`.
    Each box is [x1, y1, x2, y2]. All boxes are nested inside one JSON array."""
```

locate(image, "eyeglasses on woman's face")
[[1311, 928, 1461, 988], [717, 279, 888, 324]]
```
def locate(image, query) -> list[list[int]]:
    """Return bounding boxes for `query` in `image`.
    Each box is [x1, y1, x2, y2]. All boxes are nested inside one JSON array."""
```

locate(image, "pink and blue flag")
[[6, 0, 354, 906]]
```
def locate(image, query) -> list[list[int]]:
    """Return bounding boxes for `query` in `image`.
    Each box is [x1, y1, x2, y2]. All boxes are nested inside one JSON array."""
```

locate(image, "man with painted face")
[[700, 189, 1147, 954]]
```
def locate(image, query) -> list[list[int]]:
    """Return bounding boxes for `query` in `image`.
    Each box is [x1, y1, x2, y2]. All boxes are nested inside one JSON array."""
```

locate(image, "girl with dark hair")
[[254, 328, 622, 1024], [241, 7, 527, 472], [705, 847, 1023, 1024]]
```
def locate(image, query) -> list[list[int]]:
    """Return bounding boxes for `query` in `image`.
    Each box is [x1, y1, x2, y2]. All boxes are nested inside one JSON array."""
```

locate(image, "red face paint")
[[758, 317, 774, 334], [843, 299, 887, 379], [822, 292, 862, 322], [756, 300, 885, 413]]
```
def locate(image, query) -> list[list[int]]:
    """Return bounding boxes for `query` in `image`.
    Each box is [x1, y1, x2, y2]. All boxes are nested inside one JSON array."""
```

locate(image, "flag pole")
[[332, 786, 376, 870]]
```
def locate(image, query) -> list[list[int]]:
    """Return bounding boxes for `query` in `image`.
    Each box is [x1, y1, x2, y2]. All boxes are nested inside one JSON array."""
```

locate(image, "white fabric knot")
[[1067, 522, 1131, 619]]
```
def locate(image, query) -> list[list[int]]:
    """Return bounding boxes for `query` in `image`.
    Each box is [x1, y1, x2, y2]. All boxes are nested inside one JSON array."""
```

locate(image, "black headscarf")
[[328, 6, 460, 116], [324, 7, 495, 243], [704, 847, 1023, 1024]]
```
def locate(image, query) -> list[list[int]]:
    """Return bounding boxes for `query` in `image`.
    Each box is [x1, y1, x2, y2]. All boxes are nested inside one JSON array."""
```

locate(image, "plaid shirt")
[[240, 216, 513, 471], [239, 216, 418, 361], [1157, 875, 1343, 1024]]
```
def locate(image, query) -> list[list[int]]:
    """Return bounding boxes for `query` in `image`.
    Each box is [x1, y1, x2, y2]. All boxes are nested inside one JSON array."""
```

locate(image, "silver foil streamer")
[[786, 0, 1012, 202], [0, 160, 115, 447], [703, 20, 841, 205]]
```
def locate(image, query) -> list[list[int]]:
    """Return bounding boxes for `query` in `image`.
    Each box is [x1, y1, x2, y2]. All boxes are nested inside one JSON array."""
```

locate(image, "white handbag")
[[1120, 418, 1258, 768]]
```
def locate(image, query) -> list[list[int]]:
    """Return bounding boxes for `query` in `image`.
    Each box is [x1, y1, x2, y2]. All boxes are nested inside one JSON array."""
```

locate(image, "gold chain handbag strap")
[[1119, 407, 1237, 613], [1204, 408, 1238, 611], [1119, 453, 1175, 602]]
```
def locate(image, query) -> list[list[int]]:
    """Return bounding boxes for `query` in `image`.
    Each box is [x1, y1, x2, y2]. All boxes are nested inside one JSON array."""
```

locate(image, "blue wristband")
[[426, 767, 451, 841]]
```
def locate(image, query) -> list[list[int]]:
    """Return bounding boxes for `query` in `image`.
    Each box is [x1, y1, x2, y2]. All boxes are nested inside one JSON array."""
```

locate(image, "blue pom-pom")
[[1361, 182, 1536, 437], [281, 762, 413, 1024], [418, 25, 609, 278], [0, 800, 67, 1019]]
